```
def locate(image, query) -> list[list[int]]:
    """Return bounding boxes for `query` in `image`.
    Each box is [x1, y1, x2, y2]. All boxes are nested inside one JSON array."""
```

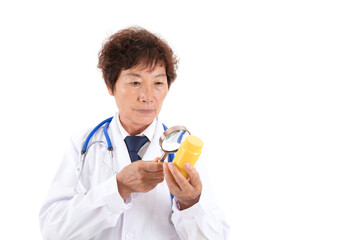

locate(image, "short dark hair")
[[98, 27, 178, 92]]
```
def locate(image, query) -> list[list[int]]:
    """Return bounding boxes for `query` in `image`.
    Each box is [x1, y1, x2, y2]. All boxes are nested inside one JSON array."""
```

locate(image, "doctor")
[[39, 27, 229, 240]]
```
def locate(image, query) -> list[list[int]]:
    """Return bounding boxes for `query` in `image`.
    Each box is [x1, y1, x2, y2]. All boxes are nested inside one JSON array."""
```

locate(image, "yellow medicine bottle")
[[173, 135, 204, 179]]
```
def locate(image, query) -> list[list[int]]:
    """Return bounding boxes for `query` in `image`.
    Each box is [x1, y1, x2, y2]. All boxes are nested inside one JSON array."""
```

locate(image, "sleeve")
[[39, 133, 131, 240], [170, 159, 230, 240]]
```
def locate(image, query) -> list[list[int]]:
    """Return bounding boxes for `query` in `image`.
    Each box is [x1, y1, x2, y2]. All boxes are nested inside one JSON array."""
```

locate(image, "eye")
[[155, 81, 164, 86], [130, 81, 141, 87]]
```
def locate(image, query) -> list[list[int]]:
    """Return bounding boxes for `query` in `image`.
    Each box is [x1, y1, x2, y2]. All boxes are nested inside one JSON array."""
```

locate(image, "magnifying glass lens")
[[159, 126, 190, 162], [162, 130, 190, 152]]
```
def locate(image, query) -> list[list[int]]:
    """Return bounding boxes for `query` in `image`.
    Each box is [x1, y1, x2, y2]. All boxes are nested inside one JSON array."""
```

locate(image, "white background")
[[0, 0, 356, 239]]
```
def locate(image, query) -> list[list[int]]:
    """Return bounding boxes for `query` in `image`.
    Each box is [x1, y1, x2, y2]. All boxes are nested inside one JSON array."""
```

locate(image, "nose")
[[139, 85, 154, 103]]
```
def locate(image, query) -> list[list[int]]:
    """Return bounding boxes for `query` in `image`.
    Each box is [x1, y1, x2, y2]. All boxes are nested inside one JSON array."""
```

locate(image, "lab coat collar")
[[141, 118, 165, 161], [102, 113, 165, 172]]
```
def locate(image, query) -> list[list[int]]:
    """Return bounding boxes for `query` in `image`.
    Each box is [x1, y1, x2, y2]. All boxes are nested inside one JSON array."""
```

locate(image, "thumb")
[[184, 163, 201, 187]]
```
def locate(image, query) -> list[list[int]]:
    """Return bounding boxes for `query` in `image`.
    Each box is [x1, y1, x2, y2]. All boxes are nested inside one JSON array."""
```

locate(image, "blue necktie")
[[124, 136, 149, 162]]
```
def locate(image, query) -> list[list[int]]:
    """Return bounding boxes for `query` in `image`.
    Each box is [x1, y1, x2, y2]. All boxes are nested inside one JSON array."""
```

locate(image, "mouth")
[[136, 109, 155, 115]]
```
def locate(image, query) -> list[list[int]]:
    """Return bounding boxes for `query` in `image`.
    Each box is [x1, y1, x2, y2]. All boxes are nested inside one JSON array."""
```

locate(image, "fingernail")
[[184, 162, 192, 169], [168, 163, 173, 170]]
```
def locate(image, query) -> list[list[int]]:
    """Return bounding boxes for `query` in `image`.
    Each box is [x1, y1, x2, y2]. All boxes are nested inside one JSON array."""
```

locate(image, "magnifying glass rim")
[[160, 125, 190, 153]]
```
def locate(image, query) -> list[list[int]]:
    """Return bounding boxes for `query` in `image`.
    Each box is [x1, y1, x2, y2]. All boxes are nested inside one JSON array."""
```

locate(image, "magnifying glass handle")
[[159, 152, 168, 162]]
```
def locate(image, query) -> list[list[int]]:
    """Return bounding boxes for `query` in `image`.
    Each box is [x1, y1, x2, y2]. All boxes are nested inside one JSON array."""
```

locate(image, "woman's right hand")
[[116, 158, 164, 200]]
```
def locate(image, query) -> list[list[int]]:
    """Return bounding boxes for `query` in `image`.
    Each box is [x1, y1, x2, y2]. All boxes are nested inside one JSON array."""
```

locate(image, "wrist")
[[177, 194, 201, 210], [116, 173, 131, 200]]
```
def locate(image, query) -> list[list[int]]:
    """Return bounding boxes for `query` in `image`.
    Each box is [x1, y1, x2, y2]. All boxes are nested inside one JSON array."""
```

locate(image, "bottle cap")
[[182, 135, 204, 153]]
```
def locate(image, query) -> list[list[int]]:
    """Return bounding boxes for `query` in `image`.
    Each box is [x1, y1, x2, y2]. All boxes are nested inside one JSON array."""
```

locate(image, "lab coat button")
[[125, 232, 134, 240]]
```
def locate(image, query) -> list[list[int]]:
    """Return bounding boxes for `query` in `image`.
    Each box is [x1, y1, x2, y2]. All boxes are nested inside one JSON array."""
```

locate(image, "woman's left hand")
[[163, 162, 202, 210]]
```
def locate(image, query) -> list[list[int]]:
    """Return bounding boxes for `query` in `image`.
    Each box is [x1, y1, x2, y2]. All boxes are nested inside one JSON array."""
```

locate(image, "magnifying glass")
[[159, 126, 191, 162]]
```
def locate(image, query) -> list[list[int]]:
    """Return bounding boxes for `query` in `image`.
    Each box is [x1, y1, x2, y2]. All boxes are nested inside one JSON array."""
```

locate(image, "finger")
[[153, 157, 160, 162], [142, 161, 164, 172], [184, 163, 202, 188], [168, 163, 192, 191], [163, 162, 181, 192], [142, 170, 164, 180], [137, 179, 163, 192], [145, 177, 164, 185]]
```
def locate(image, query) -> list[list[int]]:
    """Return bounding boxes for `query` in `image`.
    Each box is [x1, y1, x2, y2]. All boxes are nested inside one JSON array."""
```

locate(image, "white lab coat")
[[39, 114, 229, 240]]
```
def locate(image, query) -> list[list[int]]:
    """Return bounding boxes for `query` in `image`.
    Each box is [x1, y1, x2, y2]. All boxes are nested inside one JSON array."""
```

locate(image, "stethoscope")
[[72, 117, 192, 226], [74, 117, 188, 194]]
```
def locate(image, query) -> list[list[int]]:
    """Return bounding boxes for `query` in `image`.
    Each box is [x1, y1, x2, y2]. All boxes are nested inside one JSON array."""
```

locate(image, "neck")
[[119, 116, 149, 136]]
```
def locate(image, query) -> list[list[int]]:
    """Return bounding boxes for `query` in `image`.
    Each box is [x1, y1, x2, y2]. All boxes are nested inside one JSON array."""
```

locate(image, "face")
[[108, 64, 169, 135]]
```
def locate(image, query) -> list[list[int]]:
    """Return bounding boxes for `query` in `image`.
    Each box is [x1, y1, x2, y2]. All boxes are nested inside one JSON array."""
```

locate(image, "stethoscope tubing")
[[81, 117, 113, 154], [75, 117, 174, 195]]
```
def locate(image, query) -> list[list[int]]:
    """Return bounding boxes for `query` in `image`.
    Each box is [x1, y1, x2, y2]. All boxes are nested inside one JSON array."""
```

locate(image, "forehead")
[[123, 63, 166, 75]]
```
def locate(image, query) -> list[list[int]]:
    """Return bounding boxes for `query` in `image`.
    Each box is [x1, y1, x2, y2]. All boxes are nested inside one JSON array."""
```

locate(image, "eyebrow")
[[125, 73, 166, 78], [155, 73, 166, 78], [126, 73, 141, 78]]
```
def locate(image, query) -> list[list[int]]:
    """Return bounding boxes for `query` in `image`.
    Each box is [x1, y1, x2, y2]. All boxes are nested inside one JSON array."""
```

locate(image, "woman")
[[39, 27, 229, 240]]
